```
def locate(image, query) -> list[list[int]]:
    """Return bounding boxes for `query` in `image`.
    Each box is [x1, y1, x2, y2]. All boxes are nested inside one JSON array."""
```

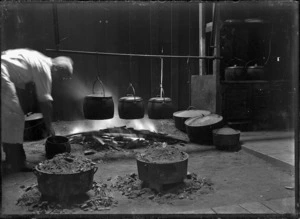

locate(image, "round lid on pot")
[[227, 65, 244, 69], [25, 113, 43, 121], [119, 96, 143, 102], [185, 114, 223, 127], [148, 97, 172, 103], [173, 109, 211, 118], [213, 127, 240, 135], [247, 64, 264, 69]]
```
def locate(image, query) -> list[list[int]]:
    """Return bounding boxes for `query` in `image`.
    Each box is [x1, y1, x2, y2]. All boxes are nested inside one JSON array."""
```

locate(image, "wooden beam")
[[199, 3, 206, 76]]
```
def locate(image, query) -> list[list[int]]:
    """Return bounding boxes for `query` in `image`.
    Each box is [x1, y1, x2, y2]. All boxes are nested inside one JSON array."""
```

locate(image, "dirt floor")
[[1, 119, 295, 215]]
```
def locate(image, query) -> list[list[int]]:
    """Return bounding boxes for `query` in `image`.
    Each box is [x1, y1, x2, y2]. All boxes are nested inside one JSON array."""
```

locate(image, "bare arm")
[[39, 100, 55, 136]]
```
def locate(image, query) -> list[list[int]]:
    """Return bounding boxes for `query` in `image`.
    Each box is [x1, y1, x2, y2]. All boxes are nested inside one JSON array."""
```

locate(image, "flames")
[[66, 117, 157, 135]]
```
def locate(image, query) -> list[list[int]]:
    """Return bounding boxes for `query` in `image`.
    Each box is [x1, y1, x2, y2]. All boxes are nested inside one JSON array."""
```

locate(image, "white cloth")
[[1, 49, 53, 143]]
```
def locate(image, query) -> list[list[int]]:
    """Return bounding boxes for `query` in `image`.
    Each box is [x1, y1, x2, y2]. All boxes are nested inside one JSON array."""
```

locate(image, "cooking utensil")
[[246, 63, 265, 80], [185, 114, 224, 145], [225, 65, 245, 81], [45, 136, 71, 159], [213, 127, 241, 151], [118, 83, 144, 119], [83, 76, 114, 120], [24, 113, 49, 141], [34, 164, 98, 200], [173, 106, 211, 132], [148, 57, 174, 119]]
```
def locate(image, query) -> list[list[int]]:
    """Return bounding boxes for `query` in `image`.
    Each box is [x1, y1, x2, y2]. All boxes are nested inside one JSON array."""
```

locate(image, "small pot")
[[24, 113, 49, 141], [185, 114, 224, 145], [83, 77, 114, 120], [45, 136, 71, 159], [225, 65, 245, 81], [118, 84, 144, 119], [213, 127, 241, 151], [246, 64, 264, 80], [173, 107, 211, 132]]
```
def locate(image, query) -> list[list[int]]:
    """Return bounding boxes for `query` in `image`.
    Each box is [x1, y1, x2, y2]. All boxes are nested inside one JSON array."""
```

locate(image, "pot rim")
[[173, 109, 211, 118], [247, 65, 264, 69], [226, 65, 244, 69], [148, 97, 172, 102], [119, 96, 143, 102], [85, 94, 113, 98], [184, 114, 223, 127], [34, 165, 97, 175], [212, 128, 241, 135], [136, 151, 189, 164]]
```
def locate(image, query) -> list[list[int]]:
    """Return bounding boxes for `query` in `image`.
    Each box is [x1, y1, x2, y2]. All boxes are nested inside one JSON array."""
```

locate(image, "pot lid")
[[25, 113, 43, 121], [185, 114, 223, 127], [173, 109, 211, 118], [213, 127, 240, 135], [119, 96, 143, 102], [244, 18, 265, 24], [247, 64, 264, 69], [227, 65, 244, 69], [149, 97, 172, 103]]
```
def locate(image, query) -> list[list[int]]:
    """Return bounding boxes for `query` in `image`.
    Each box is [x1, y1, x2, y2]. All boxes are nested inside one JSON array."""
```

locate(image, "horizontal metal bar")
[[46, 49, 222, 60]]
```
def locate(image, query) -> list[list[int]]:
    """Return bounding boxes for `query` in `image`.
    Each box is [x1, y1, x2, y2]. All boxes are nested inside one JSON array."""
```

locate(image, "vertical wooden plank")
[[199, 3, 206, 76]]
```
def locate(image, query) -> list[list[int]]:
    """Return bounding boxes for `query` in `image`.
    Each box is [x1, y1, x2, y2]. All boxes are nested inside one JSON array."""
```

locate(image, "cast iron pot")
[[246, 64, 265, 80], [83, 77, 114, 120], [213, 127, 241, 151], [225, 65, 245, 81], [136, 152, 188, 189], [24, 113, 49, 141], [34, 164, 98, 201], [45, 136, 71, 159], [148, 89, 174, 119], [173, 107, 211, 132], [118, 84, 144, 119], [185, 114, 224, 145]]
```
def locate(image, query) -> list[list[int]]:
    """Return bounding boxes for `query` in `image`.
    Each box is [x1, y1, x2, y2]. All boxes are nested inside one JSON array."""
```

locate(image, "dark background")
[[1, 1, 296, 121]]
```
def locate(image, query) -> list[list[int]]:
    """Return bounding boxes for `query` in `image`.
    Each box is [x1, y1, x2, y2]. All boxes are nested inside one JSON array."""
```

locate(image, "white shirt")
[[1, 48, 53, 102]]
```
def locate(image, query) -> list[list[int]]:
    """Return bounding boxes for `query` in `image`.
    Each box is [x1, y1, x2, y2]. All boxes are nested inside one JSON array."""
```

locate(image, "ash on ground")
[[16, 181, 117, 214], [111, 172, 214, 204]]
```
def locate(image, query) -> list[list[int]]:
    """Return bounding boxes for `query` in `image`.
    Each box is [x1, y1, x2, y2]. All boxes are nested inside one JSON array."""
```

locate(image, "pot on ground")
[[213, 127, 241, 151], [45, 136, 71, 159], [173, 107, 211, 132], [24, 113, 49, 141], [185, 114, 224, 145]]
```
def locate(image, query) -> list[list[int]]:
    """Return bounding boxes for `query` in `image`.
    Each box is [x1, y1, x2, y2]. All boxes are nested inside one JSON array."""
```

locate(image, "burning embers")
[[67, 126, 186, 152]]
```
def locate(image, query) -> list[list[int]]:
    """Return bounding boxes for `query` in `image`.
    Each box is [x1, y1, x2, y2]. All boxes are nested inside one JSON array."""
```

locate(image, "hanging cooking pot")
[[118, 83, 144, 119], [83, 76, 114, 120], [148, 88, 174, 119], [246, 63, 265, 80], [185, 114, 224, 145], [24, 112, 49, 141], [173, 106, 211, 132]]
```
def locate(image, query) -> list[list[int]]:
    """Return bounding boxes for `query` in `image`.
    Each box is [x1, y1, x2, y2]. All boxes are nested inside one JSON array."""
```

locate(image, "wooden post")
[[199, 3, 206, 76]]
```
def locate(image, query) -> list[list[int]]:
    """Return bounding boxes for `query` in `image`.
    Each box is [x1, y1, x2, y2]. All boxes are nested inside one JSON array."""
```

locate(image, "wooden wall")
[[1, 2, 200, 121]]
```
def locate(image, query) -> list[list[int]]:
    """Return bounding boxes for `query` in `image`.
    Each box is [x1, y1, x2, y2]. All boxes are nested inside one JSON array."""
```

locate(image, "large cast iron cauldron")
[[185, 114, 224, 145], [213, 127, 241, 151], [83, 76, 114, 120], [24, 113, 49, 141], [148, 89, 174, 119], [173, 107, 211, 132], [246, 64, 265, 80], [225, 65, 245, 81], [118, 83, 144, 119]]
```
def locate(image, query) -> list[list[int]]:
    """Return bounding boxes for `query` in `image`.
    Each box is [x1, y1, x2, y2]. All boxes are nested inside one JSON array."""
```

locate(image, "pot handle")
[[187, 106, 196, 110], [92, 76, 106, 97], [245, 58, 263, 68], [93, 166, 98, 174], [126, 83, 136, 100], [226, 57, 246, 67]]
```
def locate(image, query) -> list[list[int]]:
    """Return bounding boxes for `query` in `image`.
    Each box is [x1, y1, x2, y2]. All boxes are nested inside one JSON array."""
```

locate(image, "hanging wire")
[[170, 2, 173, 100], [263, 23, 273, 66], [188, 4, 191, 106]]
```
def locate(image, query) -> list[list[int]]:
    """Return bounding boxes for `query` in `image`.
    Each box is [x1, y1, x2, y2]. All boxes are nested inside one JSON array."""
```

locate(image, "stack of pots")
[[83, 76, 114, 120], [185, 114, 224, 145], [118, 83, 144, 119], [173, 107, 211, 132]]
